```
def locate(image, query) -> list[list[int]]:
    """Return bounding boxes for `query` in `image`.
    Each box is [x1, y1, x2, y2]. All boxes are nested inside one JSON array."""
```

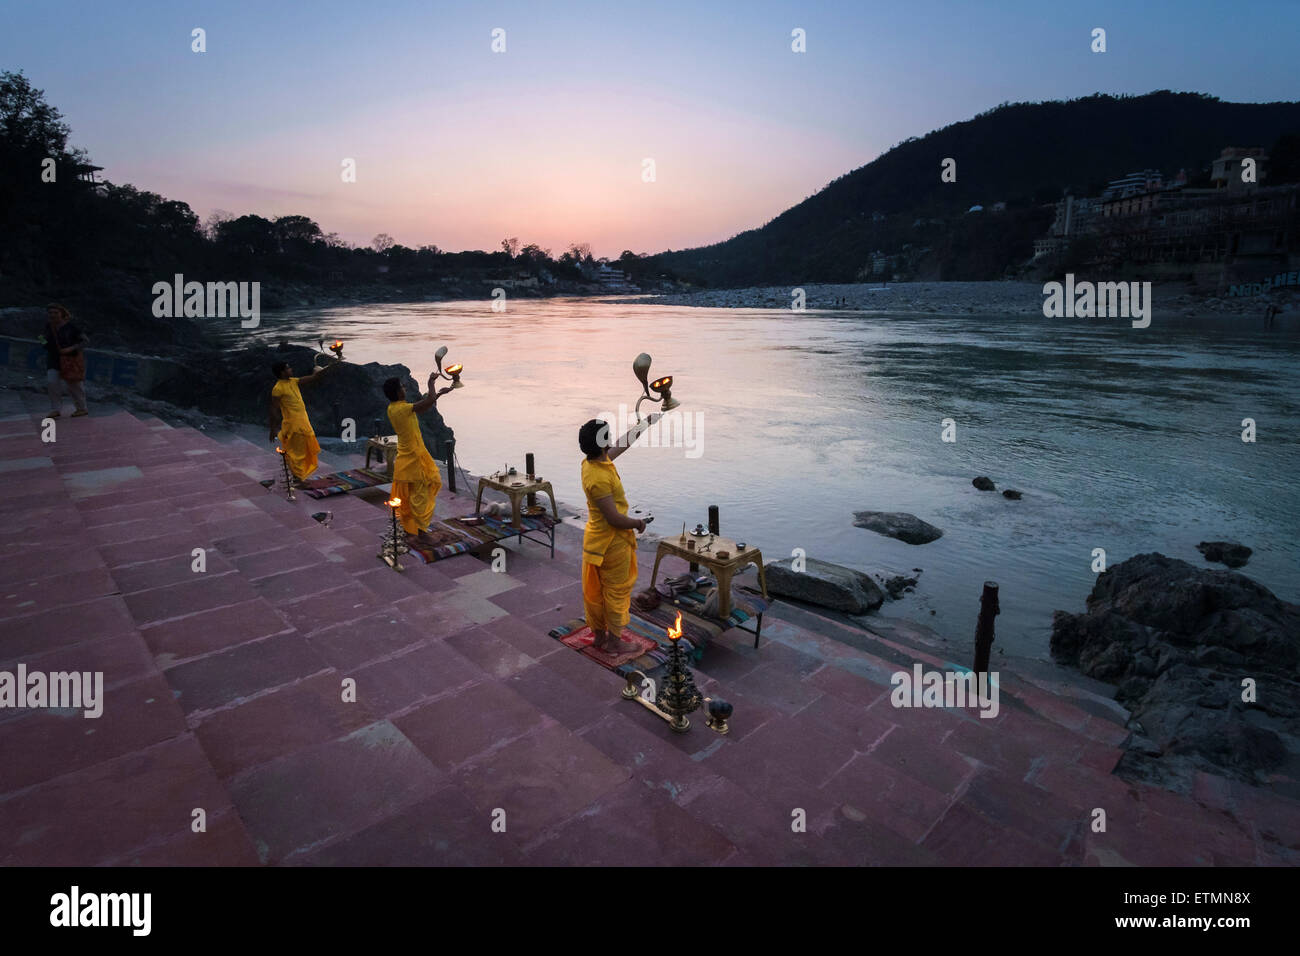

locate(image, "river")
[[254, 297, 1300, 661]]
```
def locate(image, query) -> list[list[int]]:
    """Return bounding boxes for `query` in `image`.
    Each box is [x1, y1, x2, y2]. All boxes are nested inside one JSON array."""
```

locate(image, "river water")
[[255, 297, 1300, 660]]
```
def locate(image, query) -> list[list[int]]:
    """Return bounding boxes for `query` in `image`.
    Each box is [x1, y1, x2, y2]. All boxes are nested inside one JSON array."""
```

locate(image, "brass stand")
[[277, 446, 296, 501], [378, 498, 409, 571]]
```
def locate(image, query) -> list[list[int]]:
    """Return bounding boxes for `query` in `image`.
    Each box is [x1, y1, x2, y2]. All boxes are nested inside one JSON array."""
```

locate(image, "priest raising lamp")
[[632, 352, 679, 422]]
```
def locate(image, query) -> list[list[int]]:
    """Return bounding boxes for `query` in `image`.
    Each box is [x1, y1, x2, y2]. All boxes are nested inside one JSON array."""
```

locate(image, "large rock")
[[150, 343, 455, 458], [1197, 540, 1252, 569], [1051, 552, 1300, 789], [852, 511, 943, 545], [764, 558, 885, 614], [972, 476, 996, 491]]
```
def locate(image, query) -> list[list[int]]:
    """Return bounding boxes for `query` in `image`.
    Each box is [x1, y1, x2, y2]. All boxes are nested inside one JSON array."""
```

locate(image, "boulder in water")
[[972, 476, 996, 491], [852, 511, 943, 545], [1197, 541, 1252, 569], [764, 557, 885, 614]]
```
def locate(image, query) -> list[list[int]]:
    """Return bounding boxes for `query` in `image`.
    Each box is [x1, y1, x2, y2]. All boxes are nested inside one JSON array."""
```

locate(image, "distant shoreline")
[[618, 280, 1298, 322]]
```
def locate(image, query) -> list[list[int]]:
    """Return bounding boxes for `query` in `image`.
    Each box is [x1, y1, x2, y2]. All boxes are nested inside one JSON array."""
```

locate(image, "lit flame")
[[387, 496, 402, 507], [276, 446, 284, 454], [667, 611, 682, 641], [445, 363, 463, 375]]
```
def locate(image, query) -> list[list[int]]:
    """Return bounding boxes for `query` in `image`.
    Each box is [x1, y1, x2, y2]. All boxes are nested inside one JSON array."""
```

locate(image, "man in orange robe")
[[269, 360, 335, 481], [383, 374, 449, 540]]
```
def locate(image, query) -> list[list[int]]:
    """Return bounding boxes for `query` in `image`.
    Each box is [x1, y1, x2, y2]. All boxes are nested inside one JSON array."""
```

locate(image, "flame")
[[276, 446, 284, 454], [667, 611, 682, 641], [387, 496, 402, 507]]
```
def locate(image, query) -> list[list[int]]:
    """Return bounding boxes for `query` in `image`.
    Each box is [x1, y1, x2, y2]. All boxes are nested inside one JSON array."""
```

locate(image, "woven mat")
[[400, 512, 557, 563], [403, 523, 478, 563], [301, 468, 390, 499], [549, 614, 704, 678], [557, 625, 659, 668]]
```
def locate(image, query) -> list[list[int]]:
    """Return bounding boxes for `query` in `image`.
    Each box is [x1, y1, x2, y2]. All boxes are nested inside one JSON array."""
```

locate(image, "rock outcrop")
[[852, 511, 943, 545], [150, 343, 455, 457], [1051, 553, 1300, 789], [1197, 540, 1252, 569], [764, 557, 885, 614]]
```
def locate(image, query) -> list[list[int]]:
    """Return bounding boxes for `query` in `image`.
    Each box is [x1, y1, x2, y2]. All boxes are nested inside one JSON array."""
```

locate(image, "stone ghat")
[[0, 389, 1295, 866]]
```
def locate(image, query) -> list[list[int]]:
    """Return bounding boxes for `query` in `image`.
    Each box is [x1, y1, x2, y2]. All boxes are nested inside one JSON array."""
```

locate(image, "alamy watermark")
[[890, 664, 999, 719], [151, 273, 260, 328], [596, 404, 704, 459], [1042, 274, 1151, 328], [0, 665, 103, 718]]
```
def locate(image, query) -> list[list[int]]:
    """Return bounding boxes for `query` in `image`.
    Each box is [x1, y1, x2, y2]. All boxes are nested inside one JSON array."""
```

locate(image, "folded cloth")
[[631, 587, 661, 613]]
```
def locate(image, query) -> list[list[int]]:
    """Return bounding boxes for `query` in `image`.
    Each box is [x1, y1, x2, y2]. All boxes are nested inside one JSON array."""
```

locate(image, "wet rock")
[[883, 573, 920, 600], [852, 511, 943, 545], [763, 557, 885, 615], [972, 476, 996, 491], [1197, 540, 1252, 569], [1051, 552, 1300, 787], [1002, 489, 1022, 500]]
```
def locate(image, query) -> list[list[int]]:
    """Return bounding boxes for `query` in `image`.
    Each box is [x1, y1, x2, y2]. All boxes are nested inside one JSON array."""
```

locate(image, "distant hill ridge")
[[654, 91, 1300, 286]]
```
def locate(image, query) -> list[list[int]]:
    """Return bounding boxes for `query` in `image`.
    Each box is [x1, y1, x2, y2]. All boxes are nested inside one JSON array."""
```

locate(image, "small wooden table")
[[474, 472, 559, 557], [364, 436, 398, 476], [650, 533, 769, 646]]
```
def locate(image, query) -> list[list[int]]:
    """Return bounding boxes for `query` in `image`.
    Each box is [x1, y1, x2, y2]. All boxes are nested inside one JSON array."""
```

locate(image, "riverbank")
[[621, 280, 1300, 320], [5, 387, 1296, 865]]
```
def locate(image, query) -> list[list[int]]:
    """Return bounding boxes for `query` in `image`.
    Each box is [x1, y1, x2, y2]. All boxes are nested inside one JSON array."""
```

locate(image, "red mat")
[[559, 625, 659, 669]]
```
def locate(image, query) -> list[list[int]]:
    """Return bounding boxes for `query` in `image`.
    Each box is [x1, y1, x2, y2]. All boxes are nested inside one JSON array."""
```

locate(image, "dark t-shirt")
[[45, 322, 84, 370]]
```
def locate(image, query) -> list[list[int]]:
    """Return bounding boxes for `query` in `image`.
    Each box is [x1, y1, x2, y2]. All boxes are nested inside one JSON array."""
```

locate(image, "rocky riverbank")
[[0, 303, 454, 454], [1051, 553, 1300, 795]]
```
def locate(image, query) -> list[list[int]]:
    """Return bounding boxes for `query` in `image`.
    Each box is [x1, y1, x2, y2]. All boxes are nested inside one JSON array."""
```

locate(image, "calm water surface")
[[257, 298, 1300, 660]]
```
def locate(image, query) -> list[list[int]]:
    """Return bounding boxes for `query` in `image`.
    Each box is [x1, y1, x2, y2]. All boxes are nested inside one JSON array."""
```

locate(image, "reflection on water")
[[252, 298, 1300, 660]]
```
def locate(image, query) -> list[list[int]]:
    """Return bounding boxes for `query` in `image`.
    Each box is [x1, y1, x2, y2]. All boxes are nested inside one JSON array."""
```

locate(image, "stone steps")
[[0, 394, 1295, 866]]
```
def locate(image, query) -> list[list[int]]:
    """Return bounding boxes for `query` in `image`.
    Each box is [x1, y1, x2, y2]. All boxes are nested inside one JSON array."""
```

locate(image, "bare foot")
[[598, 632, 639, 655]]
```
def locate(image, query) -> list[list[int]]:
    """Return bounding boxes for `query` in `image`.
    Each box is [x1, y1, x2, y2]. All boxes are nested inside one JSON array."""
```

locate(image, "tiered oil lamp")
[[658, 613, 702, 732], [276, 446, 296, 501], [378, 495, 409, 570]]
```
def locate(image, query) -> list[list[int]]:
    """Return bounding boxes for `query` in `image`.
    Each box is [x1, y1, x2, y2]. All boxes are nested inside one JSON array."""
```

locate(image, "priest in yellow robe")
[[269, 360, 335, 481], [383, 374, 449, 540]]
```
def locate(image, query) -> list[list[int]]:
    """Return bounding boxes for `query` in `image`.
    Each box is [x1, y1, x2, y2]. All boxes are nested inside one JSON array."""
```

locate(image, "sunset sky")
[[4, 0, 1298, 257]]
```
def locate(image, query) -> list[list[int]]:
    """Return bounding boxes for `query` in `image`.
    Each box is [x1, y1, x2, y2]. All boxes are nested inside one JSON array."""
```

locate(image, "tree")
[[202, 209, 234, 241], [501, 236, 520, 258], [0, 70, 79, 159], [274, 214, 323, 245], [371, 233, 395, 253]]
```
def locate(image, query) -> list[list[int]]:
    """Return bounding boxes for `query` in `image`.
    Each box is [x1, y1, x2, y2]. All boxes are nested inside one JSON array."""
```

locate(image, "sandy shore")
[[621, 281, 1297, 319]]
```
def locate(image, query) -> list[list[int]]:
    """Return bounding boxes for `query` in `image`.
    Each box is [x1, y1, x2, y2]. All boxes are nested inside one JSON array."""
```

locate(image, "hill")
[[647, 92, 1300, 286]]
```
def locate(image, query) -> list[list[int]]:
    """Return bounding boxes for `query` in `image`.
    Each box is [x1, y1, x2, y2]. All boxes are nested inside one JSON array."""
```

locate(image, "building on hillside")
[[1101, 169, 1165, 201], [593, 263, 639, 293], [1211, 147, 1268, 190]]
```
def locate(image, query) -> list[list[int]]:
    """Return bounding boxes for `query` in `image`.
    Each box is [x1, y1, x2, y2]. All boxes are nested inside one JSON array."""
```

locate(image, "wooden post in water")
[[708, 505, 720, 536], [526, 452, 536, 508], [972, 581, 999, 677], [446, 438, 457, 493]]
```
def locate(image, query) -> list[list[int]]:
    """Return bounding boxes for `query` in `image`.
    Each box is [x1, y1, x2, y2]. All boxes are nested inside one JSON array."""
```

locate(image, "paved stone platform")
[[1, 387, 1297, 866]]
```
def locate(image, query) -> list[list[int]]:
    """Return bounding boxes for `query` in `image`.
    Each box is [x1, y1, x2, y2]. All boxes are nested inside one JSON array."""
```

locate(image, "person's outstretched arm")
[[608, 412, 661, 461], [411, 373, 453, 414]]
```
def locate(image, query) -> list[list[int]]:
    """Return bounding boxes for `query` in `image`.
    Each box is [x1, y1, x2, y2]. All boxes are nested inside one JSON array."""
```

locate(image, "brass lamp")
[[314, 338, 344, 370], [632, 352, 680, 421], [434, 346, 465, 388]]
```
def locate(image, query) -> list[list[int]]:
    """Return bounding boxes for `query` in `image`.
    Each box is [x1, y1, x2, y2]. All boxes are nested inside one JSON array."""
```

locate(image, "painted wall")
[[0, 336, 183, 393]]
